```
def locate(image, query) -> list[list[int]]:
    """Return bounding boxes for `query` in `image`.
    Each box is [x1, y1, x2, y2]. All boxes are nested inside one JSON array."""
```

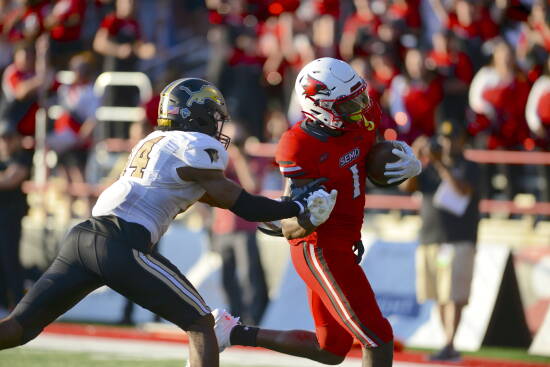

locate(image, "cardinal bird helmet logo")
[[302, 74, 331, 97]]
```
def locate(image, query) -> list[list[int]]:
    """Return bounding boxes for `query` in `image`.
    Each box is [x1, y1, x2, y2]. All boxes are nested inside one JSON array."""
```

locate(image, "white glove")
[[384, 141, 422, 184], [306, 189, 338, 227]]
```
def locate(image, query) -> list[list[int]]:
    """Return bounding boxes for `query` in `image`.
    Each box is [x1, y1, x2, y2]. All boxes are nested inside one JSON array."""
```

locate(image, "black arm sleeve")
[[229, 190, 300, 222]]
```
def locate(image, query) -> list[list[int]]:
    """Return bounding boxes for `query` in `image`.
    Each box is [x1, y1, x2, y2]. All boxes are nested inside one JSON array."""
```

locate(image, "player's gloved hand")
[[306, 189, 338, 227], [290, 177, 328, 214], [352, 240, 365, 264], [384, 140, 422, 184]]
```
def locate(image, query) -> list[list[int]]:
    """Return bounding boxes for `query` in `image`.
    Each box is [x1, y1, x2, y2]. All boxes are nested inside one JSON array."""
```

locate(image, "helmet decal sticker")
[[302, 74, 331, 97], [181, 85, 224, 107], [180, 107, 191, 119], [167, 105, 179, 115]]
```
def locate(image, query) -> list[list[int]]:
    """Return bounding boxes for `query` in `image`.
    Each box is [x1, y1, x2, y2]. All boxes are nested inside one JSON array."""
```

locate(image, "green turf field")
[[0, 348, 279, 367]]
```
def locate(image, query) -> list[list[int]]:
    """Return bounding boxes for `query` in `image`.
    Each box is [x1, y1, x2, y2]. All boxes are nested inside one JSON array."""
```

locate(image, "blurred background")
[[0, 0, 550, 364]]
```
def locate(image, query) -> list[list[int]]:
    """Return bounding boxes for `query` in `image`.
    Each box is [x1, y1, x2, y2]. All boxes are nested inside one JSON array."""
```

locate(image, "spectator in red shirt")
[[389, 48, 444, 144], [469, 39, 531, 150], [526, 56, 550, 150], [312, 0, 339, 57], [339, 0, 381, 61], [469, 39, 531, 199], [219, 28, 267, 140], [47, 52, 99, 185], [367, 52, 399, 105], [0, 41, 49, 136], [1, 0, 50, 43], [428, 31, 474, 84], [93, 0, 155, 72], [93, 0, 155, 125], [430, 0, 499, 68], [517, 0, 550, 83], [387, 0, 422, 33], [44, 0, 87, 69], [432, 0, 498, 41], [427, 31, 473, 122], [526, 56, 550, 203]]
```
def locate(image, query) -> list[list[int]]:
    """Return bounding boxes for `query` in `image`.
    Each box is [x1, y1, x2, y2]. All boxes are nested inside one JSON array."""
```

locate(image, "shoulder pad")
[[175, 132, 228, 170]]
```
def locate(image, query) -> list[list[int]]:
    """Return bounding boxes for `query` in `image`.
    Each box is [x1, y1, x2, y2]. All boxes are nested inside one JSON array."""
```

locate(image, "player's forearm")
[[281, 214, 316, 240], [229, 190, 301, 222]]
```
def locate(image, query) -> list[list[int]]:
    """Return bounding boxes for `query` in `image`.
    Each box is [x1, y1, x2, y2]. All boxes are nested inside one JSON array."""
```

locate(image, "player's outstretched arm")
[[178, 166, 309, 222], [280, 178, 337, 240]]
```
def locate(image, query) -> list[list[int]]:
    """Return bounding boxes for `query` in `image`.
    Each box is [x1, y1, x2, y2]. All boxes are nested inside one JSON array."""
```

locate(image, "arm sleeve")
[[229, 190, 300, 222], [275, 131, 319, 179]]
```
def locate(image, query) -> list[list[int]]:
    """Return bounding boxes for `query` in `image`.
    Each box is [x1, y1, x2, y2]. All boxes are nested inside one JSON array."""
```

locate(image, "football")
[[365, 140, 403, 186]]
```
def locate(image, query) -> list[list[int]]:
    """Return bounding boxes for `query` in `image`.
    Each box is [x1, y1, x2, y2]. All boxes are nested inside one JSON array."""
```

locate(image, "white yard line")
[[22, 333, 447, 367]]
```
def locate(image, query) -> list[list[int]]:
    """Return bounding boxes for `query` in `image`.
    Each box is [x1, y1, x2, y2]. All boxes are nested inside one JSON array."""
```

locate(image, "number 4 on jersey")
[[125, 136, 164, 178]]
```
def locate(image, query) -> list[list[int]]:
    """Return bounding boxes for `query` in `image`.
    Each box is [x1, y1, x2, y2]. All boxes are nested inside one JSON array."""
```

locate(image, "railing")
[[22, 186, 550, 216]]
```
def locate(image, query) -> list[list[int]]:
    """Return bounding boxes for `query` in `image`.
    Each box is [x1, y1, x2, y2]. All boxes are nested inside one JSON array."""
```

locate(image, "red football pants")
[[290, 241, 393, 356]]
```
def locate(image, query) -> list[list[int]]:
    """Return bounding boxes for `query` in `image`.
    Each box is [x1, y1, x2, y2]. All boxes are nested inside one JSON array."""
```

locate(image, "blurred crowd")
[[206, 0, 550, 201], [0, 0, 549, 319], [0, 0, 549, 199]]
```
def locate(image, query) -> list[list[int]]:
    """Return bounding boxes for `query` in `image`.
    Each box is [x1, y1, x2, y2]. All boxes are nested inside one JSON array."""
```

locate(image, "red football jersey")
[[276, 121, 377, 248]]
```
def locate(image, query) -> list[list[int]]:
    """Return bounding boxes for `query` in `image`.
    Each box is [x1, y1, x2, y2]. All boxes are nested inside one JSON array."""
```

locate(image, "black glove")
[[353, 240, 365, 264], [289, 177, 328, 213]]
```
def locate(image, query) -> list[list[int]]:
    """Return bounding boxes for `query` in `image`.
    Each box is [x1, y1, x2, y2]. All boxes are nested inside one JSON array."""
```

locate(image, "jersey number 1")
[[349, 163, 360, 198], [126, 136, 165, 178]]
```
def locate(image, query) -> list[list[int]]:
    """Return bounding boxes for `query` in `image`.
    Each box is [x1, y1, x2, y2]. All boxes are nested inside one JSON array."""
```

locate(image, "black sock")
[[229, 325, 259, 347]]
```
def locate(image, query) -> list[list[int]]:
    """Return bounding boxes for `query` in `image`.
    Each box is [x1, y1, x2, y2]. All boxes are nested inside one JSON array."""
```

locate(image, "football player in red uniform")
[[212, 58, 421, 367]]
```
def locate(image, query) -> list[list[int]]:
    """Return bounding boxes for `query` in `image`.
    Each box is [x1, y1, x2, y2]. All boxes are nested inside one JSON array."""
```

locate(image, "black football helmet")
[[157, 78, 231, 148]]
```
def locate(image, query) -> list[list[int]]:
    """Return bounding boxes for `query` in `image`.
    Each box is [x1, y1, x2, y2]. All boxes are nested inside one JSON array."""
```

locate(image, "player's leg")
[[361, 341, 394, 367], [0, 214, 25, 309], [298, 242, 394, 367], [0, 226, 103, 349], [219, 244, 354, 364], [245, 289, 349, 364], [214, 233, 243, 318], [431, 243, 475, 360], [185, 313, 218, 367], [233, 232, 268, 324], [99, 245, 218, 367]]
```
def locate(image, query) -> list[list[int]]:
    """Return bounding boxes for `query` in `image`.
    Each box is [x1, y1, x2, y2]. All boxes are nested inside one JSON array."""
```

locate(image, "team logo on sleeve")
[[302, 75, 331, 97], [204, 148, 219, 163]]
